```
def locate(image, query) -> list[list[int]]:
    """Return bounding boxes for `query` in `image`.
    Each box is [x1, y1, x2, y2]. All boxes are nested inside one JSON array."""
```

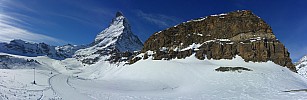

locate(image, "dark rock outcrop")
[[141, 10, 295, 72]]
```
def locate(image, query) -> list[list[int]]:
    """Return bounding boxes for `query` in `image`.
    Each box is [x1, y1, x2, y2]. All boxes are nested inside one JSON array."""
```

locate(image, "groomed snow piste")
[[1, 53, 307, 100], [72, 54, 307, 99]]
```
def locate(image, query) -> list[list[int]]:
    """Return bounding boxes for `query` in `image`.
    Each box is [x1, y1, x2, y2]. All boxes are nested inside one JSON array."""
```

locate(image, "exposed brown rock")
[[141, 10, 295, 72]]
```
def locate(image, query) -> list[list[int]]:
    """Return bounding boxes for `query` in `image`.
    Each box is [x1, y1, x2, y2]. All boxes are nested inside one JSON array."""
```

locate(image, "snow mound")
[[70, 55, 307, 99]]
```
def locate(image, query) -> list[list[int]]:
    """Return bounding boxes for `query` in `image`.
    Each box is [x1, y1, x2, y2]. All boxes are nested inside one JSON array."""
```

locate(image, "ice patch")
[[181, 43, 201, 51]]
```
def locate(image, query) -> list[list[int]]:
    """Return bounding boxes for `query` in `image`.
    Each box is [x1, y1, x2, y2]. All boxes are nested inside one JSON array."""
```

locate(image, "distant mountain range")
[[0, 39, 86, 60]]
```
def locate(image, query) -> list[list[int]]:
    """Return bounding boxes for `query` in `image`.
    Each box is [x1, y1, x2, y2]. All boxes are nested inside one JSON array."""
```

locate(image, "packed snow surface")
[[1, 53, 307, 100]]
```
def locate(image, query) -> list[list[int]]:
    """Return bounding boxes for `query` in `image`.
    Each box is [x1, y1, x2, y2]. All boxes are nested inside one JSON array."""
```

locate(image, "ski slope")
[[50, 74, 92, 100], [1, 54, 307, 99], [0, 69, 60, 100], [69, 55, 307, 99]]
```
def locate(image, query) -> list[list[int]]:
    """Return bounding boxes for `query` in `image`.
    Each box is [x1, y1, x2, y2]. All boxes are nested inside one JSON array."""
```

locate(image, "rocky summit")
[[74, 12, 143, 64], [141, 10, 295, 71]]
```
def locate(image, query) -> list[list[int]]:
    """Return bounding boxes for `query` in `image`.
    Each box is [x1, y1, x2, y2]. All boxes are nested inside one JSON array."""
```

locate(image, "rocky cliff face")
[[141, 10, 295, 71]]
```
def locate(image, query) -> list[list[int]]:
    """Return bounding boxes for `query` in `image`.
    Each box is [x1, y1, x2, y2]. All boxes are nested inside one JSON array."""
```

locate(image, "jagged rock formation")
[[296, 55, 307, 77], [141, 10, 295, 71], [0, 39, 85, 60], [74, 12, 143, 64]]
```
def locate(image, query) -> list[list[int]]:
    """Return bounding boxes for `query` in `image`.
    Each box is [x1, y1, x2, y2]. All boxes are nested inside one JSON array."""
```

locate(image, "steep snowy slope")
[[296, 55, 307, 78], [74, 12, 143, 64]]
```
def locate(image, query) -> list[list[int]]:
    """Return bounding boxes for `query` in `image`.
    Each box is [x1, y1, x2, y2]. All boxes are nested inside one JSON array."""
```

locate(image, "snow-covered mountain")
[[0, 39, 86, 60], [296, 55, 307, 78], [94, 12, 143, 52], [2, 10, 307, 100], [74, 12, 143, 64], [56, 44, 88, 58]]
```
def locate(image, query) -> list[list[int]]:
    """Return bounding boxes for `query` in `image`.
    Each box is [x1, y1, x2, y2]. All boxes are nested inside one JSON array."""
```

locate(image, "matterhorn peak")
[[94, 11, 130, 44], [92, 11, 143, 52], [74, 11, 143, 64], [116, 11, 124, 17]]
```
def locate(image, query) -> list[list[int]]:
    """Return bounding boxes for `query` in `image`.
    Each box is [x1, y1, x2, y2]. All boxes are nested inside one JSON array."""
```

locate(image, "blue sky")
[[0, 0, 306, 61]]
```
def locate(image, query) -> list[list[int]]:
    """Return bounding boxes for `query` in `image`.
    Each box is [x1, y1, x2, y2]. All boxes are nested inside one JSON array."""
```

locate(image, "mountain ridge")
[[0, 39, 86, 60]]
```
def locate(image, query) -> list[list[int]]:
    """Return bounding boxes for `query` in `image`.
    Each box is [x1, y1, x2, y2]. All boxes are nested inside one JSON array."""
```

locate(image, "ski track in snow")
[[49, 74, 92, 100], [2, 53, 307, 99]]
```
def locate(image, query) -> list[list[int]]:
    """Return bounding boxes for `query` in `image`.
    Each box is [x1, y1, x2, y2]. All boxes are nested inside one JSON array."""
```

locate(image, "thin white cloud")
[[0, 1, 66, 45], [1, 0, 37, 13], [136, 10, 181, 28], [0, 14, 66, 45]]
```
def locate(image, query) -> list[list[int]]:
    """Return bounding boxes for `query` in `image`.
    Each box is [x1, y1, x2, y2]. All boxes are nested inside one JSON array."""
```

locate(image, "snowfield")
[[1, 54, 307, 100], [0, 69, 60, 100]]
